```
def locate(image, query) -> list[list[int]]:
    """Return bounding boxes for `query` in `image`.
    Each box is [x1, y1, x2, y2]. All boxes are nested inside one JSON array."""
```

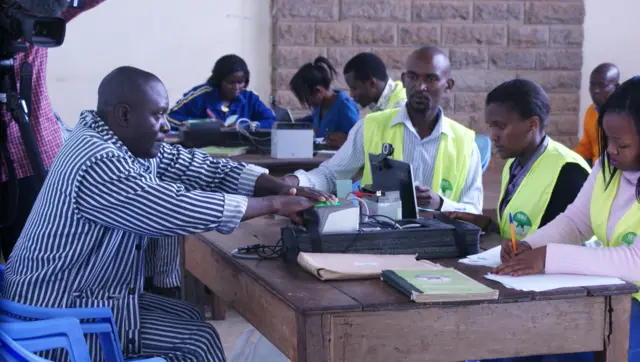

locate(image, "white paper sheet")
[[485, 273, 625, 292], [458, 246, 502, 268]]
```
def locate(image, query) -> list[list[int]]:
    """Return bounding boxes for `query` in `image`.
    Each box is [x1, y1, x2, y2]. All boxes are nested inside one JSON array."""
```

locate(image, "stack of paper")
[[458, 246, 502, 268], [485, 273, 625, 292]]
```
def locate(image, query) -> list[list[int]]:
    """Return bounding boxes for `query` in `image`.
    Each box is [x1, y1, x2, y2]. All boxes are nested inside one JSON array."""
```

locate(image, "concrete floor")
[[210, 308, 254, 356], [212, 168, 504, 358]]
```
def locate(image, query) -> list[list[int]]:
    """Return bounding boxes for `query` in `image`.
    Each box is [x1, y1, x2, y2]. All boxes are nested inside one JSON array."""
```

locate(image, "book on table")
[[382, 268, 499, 303]]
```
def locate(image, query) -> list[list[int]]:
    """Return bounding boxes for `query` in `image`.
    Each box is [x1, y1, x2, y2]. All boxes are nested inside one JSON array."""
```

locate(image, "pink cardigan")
[[524, 161, 640, 283]]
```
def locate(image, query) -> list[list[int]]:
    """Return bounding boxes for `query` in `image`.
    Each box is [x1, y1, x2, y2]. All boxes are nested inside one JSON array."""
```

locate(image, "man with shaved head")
[[574, 63, 620, 164], [1, 66, 334, 361], [284, 46, 483, 214]]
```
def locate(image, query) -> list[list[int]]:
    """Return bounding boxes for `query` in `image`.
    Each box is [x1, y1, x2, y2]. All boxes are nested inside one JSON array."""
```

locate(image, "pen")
[[509, 212, 516, 254]]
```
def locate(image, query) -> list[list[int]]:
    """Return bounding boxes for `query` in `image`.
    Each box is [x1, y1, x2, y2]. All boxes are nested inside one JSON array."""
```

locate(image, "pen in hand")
[[509, 212, 516, 254]]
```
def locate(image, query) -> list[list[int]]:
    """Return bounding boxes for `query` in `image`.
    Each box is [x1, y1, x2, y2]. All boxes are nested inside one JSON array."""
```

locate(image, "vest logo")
[[622, 232, 637, 246], [440, 179, 453, 198], [512, 212, 532, 237]]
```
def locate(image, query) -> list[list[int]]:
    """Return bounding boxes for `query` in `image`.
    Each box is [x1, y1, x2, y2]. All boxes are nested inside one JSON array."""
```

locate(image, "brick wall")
[[271, 0, 585, 169]]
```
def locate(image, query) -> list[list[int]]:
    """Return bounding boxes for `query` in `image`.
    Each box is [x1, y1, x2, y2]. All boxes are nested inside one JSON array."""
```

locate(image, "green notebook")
[[382, 268, 498, 303]]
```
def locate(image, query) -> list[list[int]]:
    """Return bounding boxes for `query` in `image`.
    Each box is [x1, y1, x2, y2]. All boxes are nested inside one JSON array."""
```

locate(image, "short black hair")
[[206, 54, 250, 88], [289, 56, 337, 106], [597, 76, 640, 202], [343, 52, 388, 82], [485, 78, 550, 129], [97, 66, 162, 114]]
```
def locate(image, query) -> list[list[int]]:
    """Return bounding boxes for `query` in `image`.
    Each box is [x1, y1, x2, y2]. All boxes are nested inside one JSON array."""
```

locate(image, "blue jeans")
[[476, 298, 640, 362]]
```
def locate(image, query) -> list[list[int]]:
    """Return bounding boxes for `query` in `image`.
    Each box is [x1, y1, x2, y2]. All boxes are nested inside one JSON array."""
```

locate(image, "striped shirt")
[[294, 105, 483, 213], [2, 110, 266, 356]]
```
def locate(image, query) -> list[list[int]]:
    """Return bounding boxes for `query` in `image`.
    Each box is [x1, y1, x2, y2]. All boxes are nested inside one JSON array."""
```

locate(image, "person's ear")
[[529, 116, 541, 133], [445, 78, 455, 93], [400, 72, 407, 87], [114, 104, 130, 128]]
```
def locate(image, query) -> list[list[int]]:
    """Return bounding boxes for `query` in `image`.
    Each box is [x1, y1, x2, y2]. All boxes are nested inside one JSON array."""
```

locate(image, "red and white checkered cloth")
[[0, 0, 104, 182]]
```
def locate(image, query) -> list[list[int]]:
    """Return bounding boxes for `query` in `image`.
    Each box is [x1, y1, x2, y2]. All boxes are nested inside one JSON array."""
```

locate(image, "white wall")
[[47, 0, 272, 125], [49, 0, 640, 134], [580, 0, 640, 134]]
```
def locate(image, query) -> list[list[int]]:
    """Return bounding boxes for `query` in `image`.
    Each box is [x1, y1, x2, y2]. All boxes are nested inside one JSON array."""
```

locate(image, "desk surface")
[[184, 217, 637, 361], [196, 218, 636, 314]]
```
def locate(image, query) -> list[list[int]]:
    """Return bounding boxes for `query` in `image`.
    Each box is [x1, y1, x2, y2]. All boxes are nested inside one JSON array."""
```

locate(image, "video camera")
[[0, 0, 83, 227], [0, 0, 85, 54]]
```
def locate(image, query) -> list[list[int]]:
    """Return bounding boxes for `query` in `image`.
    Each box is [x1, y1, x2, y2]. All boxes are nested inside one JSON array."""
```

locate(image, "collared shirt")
[[167, 84, 276, 129], [499, 135, 549, 216], [0, 0, 104, 182], [294, 105, 484, 213], [368, 79, 406, 112], [2, 110, 266, 358]]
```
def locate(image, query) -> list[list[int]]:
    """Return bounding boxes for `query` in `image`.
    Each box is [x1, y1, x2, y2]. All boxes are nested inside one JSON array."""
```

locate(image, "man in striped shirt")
[[2, 66, 333, 361]]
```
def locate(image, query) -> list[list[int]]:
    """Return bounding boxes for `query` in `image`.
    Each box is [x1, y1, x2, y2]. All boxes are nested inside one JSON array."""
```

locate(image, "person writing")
[[289, 56, 360, 149], [573, 63, 620, 165], [343, 52, 406, 112], [448, 79, 589, 239], [167, 54, 275, 129], [488, 76, 640, 362], [285, 46, 483, 214], [2, 66, 333, 361]]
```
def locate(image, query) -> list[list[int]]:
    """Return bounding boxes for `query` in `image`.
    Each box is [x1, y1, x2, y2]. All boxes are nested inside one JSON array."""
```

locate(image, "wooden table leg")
[[595, 295, 632, 362], [205, 286, 228, 320]]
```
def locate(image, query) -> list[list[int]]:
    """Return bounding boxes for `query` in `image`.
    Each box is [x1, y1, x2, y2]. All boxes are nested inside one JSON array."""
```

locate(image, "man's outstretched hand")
[[269, 195, 318, 224], [281, 185, 337, 204]]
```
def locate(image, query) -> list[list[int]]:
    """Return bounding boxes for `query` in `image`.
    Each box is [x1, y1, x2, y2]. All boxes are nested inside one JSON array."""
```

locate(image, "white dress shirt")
[[294, 105, 484, 214]]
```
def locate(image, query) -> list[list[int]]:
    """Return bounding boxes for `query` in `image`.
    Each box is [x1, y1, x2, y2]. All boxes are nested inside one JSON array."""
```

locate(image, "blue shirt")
[[2, 110, 266, 360], [167, 84, 276, 129], [312, 90, 360, 138]]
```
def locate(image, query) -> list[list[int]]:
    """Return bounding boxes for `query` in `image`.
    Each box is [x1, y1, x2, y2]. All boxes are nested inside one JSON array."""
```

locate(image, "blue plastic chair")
[[1, 317, 91, 361], [0, 265, 164, 362], [0, 328, 49, 362], [475, 134, 492, 173]]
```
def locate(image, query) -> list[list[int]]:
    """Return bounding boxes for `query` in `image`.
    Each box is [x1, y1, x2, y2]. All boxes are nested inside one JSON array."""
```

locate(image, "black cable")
[[231, 239, 283, 260], [342, 230, 363, 253], [367, 214, 401, 229]]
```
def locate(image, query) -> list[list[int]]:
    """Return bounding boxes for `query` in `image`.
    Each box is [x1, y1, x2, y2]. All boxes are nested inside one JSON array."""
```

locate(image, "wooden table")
[[182, 152, 332, 316], [227, 153, 331, 177], [183, 218, 637, 362]]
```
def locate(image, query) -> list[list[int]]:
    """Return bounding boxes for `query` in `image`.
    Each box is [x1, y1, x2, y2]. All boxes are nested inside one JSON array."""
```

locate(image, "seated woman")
[[449, 79, 590, 241], [167, 54, 275, 129], [289, 56, 359, 149], [487, 76, 640, 362]]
